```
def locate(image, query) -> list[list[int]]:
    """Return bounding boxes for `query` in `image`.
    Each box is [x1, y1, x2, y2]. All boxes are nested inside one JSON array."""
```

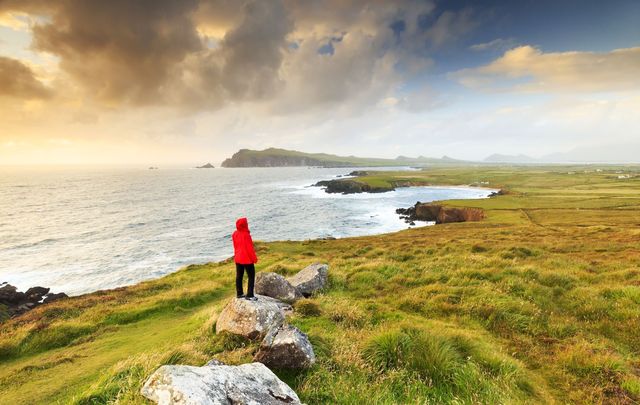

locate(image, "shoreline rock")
[[396, 203, 485, 225], [0, 283, 67, 319], [313, 179, 394, 194]]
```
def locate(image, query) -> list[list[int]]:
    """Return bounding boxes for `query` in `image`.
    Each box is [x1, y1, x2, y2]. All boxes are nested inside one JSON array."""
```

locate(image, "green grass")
[[1, 165, 640, 404]]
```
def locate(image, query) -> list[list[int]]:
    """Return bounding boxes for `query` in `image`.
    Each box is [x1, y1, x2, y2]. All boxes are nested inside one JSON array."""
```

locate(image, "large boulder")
[[215, 296, 285, 340], [141, 362, 301, 405], [254, 324, 316, 369], [255, 272, 302, 303], [287, 263, 329, 297]]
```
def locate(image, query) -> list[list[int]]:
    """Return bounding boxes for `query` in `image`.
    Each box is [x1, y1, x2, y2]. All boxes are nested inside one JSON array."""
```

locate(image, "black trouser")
[[235, 263, 255, 297]]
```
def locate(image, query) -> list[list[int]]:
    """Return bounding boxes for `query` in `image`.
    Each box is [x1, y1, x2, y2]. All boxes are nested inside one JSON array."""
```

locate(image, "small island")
[[196, 163, 215, 169]]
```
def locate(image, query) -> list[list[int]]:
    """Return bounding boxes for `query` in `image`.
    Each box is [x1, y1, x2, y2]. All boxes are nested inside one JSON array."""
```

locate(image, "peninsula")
[[220, 148, 464, 168]]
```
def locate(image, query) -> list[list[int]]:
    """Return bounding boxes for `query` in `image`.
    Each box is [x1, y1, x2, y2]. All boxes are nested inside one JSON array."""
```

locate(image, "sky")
[[0, 0, 639, 165]]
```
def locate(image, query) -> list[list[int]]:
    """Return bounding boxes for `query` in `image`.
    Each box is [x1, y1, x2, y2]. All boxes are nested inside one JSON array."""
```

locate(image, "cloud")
[[0, 0, 479, 115], [0, 56, 51, 99], [469, 38, 517, 52], [453, 45, 640, 92], [29, 0, 203, 105]]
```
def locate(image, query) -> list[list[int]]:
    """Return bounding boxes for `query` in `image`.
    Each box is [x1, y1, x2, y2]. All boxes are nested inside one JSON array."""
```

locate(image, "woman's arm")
[[247, 234, 258, 264]]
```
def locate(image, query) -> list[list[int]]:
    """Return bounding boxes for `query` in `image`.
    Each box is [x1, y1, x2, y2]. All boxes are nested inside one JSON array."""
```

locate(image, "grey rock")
[[254, 324, 316, 369], [287, 263, 329, 297], [255, 272, 303, 304], [141, 362, 301, 405], [43, 292, 68, 304], [215, 295, 285, 340]]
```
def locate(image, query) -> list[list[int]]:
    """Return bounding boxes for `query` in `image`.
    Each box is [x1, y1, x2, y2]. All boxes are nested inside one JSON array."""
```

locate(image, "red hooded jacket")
[[232, 218, 258, 264]]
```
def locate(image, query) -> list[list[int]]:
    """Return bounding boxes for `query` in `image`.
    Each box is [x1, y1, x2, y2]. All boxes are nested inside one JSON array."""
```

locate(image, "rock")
[[141, 362, 301, 405], [287, 263, 329, 297], [255, 272, 302, 303], [397, 203, 485, 225], [196, 163, 215, 169], [254, 324, 316, 369], [0, 284, 25, 304], [215, 295, 285, 340], [25, 286, 50, 301], [43, 292, 68, 304], [313, 179, 393, 194], [205, 359, 225, 367]]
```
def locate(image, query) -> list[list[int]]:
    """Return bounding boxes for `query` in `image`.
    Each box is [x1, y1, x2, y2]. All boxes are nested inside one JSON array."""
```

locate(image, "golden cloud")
[[453, 45, 640, 92]]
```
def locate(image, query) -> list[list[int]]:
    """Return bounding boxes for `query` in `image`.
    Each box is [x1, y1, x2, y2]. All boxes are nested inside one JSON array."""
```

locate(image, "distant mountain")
[[484, 154, 538, 163], [540, 143, 640, 163], [221, 148, 467, 168], [483, 143, 640, 164]]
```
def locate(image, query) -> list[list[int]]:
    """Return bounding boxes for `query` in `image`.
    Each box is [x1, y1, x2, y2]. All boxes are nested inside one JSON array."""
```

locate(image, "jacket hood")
[[235, 217, 249, 232]]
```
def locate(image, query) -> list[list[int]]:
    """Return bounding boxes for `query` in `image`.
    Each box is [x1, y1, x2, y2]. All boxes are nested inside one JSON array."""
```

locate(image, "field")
[[1, 165, 640, 404]]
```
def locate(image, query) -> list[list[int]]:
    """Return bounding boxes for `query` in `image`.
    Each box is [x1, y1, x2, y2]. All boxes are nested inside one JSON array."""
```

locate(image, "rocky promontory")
[[397, 203, 485, 224], [314, 179, 394, 194]]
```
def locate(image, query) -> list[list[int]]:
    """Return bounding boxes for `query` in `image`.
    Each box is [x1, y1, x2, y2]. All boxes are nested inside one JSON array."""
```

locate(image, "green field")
[[1, 165, 640, 404]]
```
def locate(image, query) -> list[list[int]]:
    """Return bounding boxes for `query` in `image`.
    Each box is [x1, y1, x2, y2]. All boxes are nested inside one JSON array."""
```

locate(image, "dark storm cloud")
[[0, 56, 51, 99], [0, 0, 474, 111], [28, 0, 203, 105]]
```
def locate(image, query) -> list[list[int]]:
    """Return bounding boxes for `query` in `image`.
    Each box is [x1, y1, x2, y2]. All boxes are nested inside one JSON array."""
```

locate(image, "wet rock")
[[254, 324, 316, 369], [255, 272, 303, 304], [215, 295, 285, 340], [43, 292, 68, 304], [287, 263, 329, 297], [141, 362, 301, 405], [0, 284, 25, 304], [25, 286, 50, 301]]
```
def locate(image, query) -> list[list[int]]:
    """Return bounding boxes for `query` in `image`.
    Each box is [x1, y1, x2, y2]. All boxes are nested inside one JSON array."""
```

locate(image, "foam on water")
[[0, 166, 495, 295]]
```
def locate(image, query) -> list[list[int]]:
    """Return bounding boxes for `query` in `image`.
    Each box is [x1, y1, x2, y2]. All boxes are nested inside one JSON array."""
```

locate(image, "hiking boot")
[[244, 296, 257, 301], [236, 294, 246, 299]]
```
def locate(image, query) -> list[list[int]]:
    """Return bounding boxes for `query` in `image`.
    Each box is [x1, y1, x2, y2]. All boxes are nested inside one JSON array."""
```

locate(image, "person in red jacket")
[[232, 217, 258, 300]]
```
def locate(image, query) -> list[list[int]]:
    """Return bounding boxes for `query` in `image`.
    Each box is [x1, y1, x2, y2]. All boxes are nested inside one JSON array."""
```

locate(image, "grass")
[[1, 165, 639, 404]]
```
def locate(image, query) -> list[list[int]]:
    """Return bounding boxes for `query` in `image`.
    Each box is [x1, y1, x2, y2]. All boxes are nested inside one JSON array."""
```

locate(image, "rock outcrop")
[[396, 203, 485, 224], [313, 179, 394, 194], [255, 272, 302, 304], [0, 283, 67, 319], [254, 324, 316, 369], [215, 295, 285, 340], [287, 263, 329, 297], [141, 361, 301, 405]]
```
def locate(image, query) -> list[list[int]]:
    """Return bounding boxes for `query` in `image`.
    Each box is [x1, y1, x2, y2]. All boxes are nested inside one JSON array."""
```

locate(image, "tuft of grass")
[[294, 299, 321, 317]]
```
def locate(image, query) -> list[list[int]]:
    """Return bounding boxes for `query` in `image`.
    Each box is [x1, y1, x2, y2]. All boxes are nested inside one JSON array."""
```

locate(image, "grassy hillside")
[[220, 147, 464, 167], [1, 165, 639, 404]]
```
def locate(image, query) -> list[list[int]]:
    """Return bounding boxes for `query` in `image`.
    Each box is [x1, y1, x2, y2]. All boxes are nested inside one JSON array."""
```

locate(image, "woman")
[[232, 217, 258, 301]]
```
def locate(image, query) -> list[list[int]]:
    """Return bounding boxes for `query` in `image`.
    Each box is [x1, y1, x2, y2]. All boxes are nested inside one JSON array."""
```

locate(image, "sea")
[[0, 166, 494, 295]]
